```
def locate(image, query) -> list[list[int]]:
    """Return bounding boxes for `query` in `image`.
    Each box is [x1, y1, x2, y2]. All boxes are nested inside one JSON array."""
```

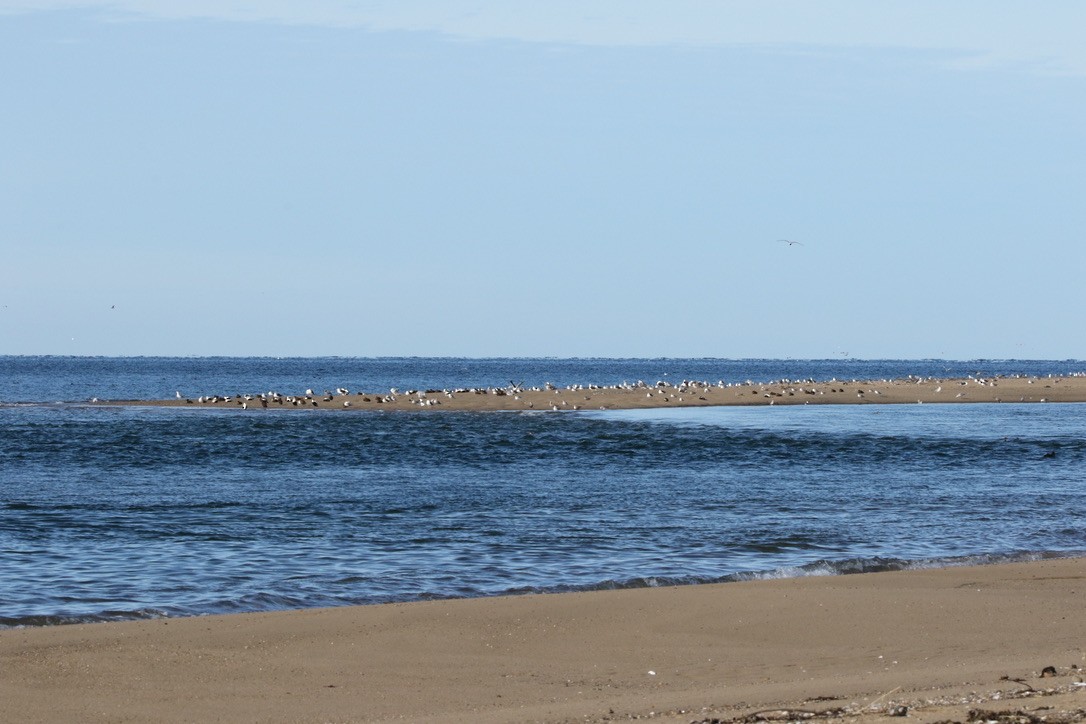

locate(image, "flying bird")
[[778, 239, 803, 246]]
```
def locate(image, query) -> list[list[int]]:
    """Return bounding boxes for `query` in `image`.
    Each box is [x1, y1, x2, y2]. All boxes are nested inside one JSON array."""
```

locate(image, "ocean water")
[[2, 357, 1085, 626]]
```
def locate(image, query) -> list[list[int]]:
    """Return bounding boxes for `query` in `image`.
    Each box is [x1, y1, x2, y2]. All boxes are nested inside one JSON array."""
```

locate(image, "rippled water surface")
[[2, 357, 1084, 626]]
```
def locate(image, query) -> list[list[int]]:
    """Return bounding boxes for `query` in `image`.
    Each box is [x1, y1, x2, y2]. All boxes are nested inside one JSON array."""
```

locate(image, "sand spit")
[[90, 374, 1086, 411]]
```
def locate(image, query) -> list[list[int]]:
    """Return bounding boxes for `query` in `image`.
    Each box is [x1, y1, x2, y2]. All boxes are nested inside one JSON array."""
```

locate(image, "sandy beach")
[[94, 374, 1086, 411], [3, 558, 1085, 723]]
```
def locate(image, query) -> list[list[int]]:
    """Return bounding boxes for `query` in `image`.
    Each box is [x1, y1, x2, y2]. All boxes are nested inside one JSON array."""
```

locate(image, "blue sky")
[[2, 2, 1083, 358]]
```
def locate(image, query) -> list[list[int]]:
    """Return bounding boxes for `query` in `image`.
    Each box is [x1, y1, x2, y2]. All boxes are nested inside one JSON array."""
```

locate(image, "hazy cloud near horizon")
[[3, 0, 1085, 74]]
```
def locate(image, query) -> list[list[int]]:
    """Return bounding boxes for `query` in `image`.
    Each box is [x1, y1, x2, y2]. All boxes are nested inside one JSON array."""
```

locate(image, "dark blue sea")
[[2, 357, 1085, 627]]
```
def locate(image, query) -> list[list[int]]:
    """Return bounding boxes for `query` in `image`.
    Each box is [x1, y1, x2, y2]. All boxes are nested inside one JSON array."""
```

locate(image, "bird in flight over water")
[[778, 238, 803, 246]]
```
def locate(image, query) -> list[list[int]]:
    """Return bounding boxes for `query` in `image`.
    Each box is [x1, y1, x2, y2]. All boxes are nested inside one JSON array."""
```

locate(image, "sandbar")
[[91, 374, 1086, 411]]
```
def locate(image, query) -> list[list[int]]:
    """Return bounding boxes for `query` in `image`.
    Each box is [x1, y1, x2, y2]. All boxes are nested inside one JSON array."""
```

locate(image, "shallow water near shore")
[[2, 357, 1085, 626]]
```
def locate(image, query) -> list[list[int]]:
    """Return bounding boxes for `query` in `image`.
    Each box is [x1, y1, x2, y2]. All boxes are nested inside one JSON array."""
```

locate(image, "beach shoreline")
[[4, 557, 1085, 723], [89, 374, 1086, 411]]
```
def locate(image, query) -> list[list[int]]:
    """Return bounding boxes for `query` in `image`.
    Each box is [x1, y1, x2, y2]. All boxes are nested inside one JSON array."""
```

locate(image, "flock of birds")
[[149, 373, 1079, 412], [170, 379, 793, 411]]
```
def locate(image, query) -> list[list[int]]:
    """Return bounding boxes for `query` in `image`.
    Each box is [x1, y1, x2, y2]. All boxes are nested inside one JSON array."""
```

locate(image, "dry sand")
[[95, 374, 1086, 412], [3, 558, 1085, 723]]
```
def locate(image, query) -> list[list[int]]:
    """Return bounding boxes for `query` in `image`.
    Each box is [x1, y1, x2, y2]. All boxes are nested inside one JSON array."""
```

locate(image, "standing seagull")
[[778, 239, 803, 246]]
